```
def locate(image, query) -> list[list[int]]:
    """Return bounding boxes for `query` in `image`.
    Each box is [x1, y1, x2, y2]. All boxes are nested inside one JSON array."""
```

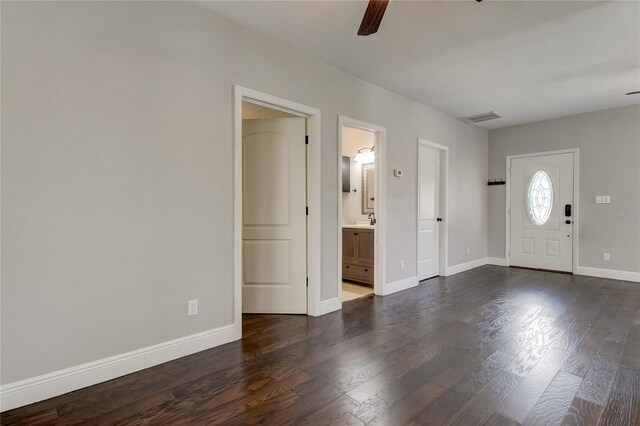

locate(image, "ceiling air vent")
[[463, 111, 502, 123]]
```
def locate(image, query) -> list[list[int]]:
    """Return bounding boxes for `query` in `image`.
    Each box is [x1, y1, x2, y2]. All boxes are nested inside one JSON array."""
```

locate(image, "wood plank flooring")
[[2, 266, 639, 425]]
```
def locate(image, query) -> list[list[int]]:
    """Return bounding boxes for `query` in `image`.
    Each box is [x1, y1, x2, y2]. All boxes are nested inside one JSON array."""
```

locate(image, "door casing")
[[505, 148, 580, 273], [234, 85, 322, 337]]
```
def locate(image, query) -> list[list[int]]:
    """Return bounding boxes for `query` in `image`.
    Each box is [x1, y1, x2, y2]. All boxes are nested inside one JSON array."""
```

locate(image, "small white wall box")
[[394, 169, 403, 177], [595, 196, 611, 204]]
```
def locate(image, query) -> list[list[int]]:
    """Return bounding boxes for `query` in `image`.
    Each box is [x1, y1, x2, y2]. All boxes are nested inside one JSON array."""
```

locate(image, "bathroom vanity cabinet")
[[342, 227, 374, 286]]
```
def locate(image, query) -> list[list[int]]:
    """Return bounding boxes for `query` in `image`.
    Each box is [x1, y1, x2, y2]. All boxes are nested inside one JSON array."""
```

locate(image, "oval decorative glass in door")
[[527, 170, 553, 226]]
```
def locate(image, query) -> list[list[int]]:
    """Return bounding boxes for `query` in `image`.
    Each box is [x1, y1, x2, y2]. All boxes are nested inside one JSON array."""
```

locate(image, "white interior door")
[[418, 145, 440, 280], [242, 118, 307, 313], [510, 152, 574, 272]]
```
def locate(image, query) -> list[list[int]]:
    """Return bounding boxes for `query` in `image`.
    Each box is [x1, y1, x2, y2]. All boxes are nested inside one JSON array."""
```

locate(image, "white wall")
[[488, 105, 640, 274], [341, 127, 375, 226], [1, 1, 487, 386]]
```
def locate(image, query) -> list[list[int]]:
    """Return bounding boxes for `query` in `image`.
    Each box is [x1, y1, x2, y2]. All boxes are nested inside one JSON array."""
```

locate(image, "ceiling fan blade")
[[357, 0, 389, 36]]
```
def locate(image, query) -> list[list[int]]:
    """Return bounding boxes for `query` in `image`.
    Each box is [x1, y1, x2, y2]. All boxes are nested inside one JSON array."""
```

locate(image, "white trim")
[[486, 257, 507, 266], [434, 257, 639, 283], [233, 85, 322, 318], [505, 148, 579, 273], [306, 113, 322, 316], [417, 139, 449, 278], [381, 276, 419, 296], [576, 266, 640, 283], [319, 297, 342, 315], [446, 257, 488, 276], [0, 324, 237, 412], [337, 116, 388, 298]]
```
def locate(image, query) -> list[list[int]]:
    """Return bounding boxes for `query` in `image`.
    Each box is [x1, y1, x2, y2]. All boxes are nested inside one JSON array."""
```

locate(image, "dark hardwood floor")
[[3, 266, 640, 425]]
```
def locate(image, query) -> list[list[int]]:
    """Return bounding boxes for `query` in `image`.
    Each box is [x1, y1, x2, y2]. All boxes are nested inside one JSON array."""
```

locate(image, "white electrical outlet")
[[400, 260, 405, 270], [467, 248, 471, 255], [603, 253, 611, 262], [188, 299, 198, 316]]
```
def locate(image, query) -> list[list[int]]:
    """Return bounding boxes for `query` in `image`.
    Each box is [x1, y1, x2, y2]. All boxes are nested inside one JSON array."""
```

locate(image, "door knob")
[[436, 218, 443, 222], [565, 220, 572, 224]]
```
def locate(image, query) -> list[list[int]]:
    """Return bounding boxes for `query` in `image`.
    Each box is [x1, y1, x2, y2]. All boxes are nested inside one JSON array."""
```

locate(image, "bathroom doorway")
[[337, 116, 387, 304]]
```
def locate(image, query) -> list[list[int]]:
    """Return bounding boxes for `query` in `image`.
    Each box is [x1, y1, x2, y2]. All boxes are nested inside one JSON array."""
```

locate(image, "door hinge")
[[306, 206, 309, 215], [305, 135, 309, 145], [306, 277, 309, 287]]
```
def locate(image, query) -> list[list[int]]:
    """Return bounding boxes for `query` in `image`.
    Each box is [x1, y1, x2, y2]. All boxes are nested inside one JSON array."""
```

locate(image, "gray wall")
[[488, 105, 640, 273], [1, 1, 487, 384]]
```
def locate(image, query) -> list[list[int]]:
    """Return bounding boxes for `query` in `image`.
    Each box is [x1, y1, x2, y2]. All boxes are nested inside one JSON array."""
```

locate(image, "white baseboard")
[[576, 266, 640, 283], [319, 297, 342, 315], [0, 323, 239, 412], [381, 276, 418, 296], [442, 257, 639, 283], [445, 257, 488, 276]]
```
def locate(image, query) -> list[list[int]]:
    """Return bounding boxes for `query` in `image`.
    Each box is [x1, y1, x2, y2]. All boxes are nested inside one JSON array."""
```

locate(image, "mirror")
[[342, 156, 351, 193], [361, 163, 375, 215]]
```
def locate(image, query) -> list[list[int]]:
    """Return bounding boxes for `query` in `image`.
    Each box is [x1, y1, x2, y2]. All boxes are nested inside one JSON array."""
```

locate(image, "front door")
[[242, 117, 307, 313], [418, 144, 440, 280], [510, 152, 574, 272]]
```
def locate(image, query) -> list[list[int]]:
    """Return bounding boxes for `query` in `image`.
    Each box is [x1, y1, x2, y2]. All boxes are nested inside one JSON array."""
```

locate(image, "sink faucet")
[[368, 212, 376, 226]]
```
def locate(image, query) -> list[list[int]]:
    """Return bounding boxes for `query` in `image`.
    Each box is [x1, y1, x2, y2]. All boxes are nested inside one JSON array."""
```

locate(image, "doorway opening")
[[234, 86, 322, 334], [417, 139, 448, 281], [338, 116, 387, 304], [505, 149, 578, 273]]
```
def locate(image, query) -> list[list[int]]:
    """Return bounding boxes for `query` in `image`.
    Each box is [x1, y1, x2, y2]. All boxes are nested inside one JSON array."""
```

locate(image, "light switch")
[[595, 196, 611, 204]]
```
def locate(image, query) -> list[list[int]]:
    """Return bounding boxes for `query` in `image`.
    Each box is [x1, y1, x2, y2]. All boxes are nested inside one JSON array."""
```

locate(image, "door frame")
[[416, 139, 449, 279], [505, 148, 579, 273], [337, 115, 387, 300], [233, 85, 323, 333]]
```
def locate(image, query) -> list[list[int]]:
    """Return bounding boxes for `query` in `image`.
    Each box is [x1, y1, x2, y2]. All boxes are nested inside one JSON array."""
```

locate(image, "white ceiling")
[[201, 1, 640, 129]]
